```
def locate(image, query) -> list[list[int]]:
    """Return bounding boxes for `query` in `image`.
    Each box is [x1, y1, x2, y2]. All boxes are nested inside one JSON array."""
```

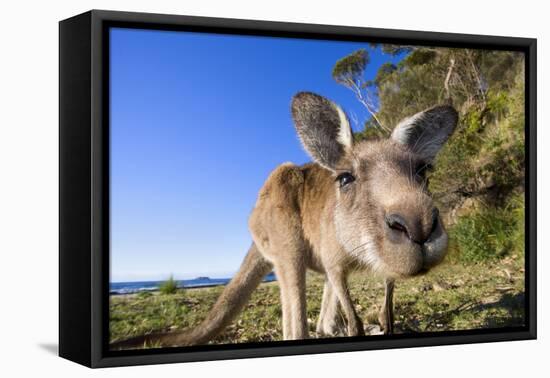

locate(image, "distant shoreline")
[[110, 272, 277, 295], [110, 280, 277, 296], [109, 284, 210, 296]]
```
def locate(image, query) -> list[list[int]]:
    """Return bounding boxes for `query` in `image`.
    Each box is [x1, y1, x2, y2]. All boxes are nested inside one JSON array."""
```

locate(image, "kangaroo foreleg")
[[326, 269, 364, 337], [274, 259, 308, 340], [378, 278, 395, 334], [316, 280, 345, 336]]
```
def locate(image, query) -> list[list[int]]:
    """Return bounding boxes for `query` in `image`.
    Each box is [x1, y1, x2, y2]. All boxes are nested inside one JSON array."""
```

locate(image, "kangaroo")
[[112, 92, 458, 349]]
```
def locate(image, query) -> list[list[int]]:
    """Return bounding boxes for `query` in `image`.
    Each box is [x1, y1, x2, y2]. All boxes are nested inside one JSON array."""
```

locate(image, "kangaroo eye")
[[336, 172, 355, 188]]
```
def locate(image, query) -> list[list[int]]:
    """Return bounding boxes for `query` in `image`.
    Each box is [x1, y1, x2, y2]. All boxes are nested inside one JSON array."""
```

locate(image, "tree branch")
[[444, 57, 456, 101], [466, 50, 486, 103], [349, 80, 391, 134]]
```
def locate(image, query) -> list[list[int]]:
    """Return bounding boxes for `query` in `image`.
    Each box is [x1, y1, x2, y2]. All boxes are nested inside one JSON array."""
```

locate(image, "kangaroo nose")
[[385, 209, 438, 245], [385, 213, 410, 236]]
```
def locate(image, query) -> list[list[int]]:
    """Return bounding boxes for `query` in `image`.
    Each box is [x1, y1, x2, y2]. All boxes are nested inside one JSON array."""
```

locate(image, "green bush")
[[159, 275, 179, 295], [449, 194, 524, 263], [137, 291, 153, 299], [507, 194, 526, 259]]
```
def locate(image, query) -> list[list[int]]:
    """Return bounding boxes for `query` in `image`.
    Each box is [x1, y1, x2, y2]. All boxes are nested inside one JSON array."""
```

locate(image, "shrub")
[[137, 291, 153, 299], [449, 194, 524, 263], [159, 275, 179, 295]]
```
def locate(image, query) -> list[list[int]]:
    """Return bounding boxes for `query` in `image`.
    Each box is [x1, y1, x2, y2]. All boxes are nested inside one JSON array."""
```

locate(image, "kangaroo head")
[[291, 92, 458, 278]]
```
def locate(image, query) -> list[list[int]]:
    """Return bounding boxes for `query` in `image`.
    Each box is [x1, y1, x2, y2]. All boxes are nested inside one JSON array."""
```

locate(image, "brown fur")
[[111, 92, 458, 349]]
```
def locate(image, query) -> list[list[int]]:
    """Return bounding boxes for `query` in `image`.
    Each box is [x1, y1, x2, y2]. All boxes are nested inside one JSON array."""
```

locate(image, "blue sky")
[[110, 27, 405, 282]]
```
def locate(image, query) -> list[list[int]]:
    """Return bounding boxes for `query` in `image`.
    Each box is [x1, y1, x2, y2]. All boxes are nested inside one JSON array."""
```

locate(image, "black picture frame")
[[59, 9, 537, 368]]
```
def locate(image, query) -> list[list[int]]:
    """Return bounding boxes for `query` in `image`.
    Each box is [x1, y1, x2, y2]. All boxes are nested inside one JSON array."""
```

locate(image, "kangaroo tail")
[[110, 243, 272, 350]]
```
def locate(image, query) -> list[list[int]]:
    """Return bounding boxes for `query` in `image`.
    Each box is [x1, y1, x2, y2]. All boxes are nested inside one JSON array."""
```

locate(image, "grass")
[[110, 254, 525, 347]]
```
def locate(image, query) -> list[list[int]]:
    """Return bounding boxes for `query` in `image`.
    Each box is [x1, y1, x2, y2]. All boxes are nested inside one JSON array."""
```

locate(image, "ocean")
[[110, 272, 277, 295]]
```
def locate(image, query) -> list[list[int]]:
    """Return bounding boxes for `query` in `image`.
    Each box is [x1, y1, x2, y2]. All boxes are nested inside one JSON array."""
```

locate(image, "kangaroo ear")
[[291, 92, 353, 171], [391, 105, 458, 163]]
